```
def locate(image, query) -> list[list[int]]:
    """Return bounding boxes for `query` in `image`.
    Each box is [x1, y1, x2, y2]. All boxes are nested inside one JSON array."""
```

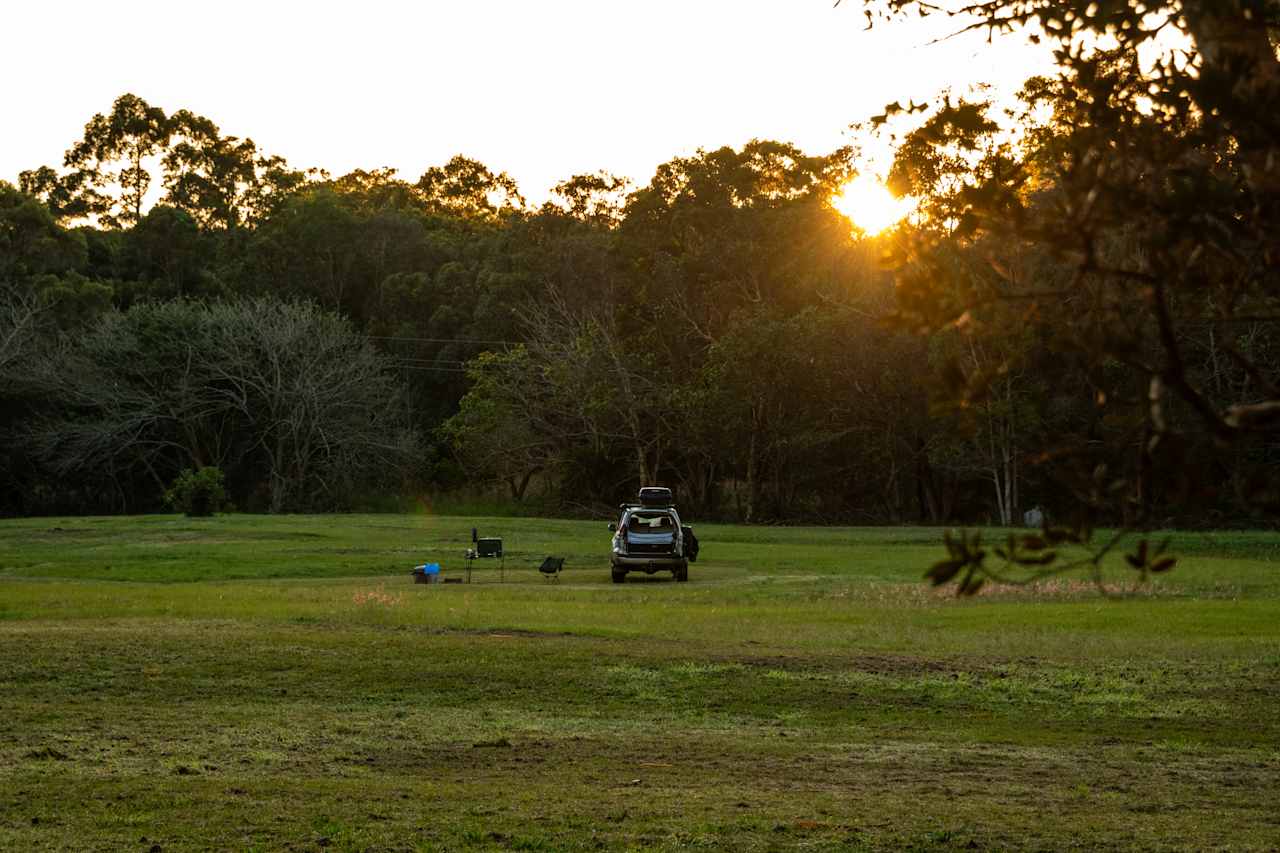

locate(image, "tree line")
[[3, 33, 1278, 530]]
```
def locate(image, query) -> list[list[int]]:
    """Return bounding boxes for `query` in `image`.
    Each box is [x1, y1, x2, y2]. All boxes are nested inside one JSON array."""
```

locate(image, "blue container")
[[423, 562, 440, 575]]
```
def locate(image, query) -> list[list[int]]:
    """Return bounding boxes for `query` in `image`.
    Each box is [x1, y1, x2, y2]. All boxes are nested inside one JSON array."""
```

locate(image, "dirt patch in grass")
[[728, 651, 961, 677]]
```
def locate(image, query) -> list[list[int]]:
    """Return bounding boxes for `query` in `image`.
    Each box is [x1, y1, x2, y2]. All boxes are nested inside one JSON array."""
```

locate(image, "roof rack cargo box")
[[637, 486, 674, 507]]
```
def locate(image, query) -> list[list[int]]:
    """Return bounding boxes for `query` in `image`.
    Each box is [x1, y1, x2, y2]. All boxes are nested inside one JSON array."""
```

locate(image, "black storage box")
[[638, 487, 674, 507]]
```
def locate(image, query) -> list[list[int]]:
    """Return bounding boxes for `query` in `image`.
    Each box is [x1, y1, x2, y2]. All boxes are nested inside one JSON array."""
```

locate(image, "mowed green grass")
[[1, 515, 1278, 851]]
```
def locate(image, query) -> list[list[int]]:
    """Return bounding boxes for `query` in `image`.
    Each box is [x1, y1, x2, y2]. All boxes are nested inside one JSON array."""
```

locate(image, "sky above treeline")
[[5, 0, 1050, 204]]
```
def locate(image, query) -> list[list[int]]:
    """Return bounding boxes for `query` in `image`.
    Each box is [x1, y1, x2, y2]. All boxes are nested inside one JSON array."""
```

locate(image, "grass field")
[[1, 514, 1278, 851]]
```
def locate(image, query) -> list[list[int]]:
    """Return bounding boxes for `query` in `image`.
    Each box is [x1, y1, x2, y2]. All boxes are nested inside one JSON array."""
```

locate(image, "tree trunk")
[[635, 443, 650, 488], [511, 468, 537, 501], [916, 436, 940, 523]]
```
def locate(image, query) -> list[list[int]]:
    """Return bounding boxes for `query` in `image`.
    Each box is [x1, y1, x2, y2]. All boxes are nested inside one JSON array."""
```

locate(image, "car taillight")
[[619, 523, 628, 538]]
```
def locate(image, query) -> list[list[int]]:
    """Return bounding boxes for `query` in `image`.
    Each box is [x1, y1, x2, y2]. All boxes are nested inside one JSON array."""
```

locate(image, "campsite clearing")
[[1, 514, 1278, 850]]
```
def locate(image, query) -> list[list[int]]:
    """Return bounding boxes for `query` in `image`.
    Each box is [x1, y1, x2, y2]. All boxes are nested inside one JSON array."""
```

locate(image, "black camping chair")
[[538, 556, 565, 581]]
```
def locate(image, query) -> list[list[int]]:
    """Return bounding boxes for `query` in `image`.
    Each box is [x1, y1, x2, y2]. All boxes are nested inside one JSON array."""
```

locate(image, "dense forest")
[[3, 11, 1278, 529]]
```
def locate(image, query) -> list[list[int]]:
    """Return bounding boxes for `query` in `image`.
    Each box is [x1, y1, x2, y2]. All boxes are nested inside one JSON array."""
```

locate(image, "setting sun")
[[831, 175, 913, 235]]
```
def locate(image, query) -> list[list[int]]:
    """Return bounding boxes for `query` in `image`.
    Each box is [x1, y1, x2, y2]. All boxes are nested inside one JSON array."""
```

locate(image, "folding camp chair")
[[537, 556, 565, 581]]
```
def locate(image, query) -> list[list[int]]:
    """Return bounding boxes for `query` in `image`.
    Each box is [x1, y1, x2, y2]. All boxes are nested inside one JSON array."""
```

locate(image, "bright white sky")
[[3, 0, 1052, 205]]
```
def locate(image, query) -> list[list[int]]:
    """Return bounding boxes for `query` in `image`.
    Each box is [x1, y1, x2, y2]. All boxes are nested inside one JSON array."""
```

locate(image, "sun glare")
[[831, 176, 912, 235]]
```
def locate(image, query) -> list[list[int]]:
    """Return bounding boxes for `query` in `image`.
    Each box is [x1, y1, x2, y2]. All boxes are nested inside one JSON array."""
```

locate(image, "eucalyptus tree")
[[161, 110, 259, 230], [546, 171, 632, 226], [19, 95, 313, 235], [61, 93, 171, 228], [16, 166, 100, 223], [620, 140, 852, 345], [416, 155, 525, 219], [163, 109, 316, 231]]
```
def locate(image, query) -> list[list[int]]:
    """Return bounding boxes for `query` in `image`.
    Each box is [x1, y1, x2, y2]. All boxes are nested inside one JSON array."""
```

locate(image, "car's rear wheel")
[[674, 562, 689, 582]]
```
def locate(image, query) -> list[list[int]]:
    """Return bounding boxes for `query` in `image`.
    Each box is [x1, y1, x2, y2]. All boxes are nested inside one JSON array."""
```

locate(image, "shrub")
[[166, 467, 226, 517]]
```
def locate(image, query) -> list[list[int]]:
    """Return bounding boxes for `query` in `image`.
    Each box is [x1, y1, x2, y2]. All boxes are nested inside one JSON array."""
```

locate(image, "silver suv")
[[608, 490, 698, 583]]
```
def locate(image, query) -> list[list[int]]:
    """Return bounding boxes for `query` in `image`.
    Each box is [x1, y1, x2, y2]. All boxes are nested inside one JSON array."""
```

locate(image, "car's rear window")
[[628, 512, 674, 530]]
